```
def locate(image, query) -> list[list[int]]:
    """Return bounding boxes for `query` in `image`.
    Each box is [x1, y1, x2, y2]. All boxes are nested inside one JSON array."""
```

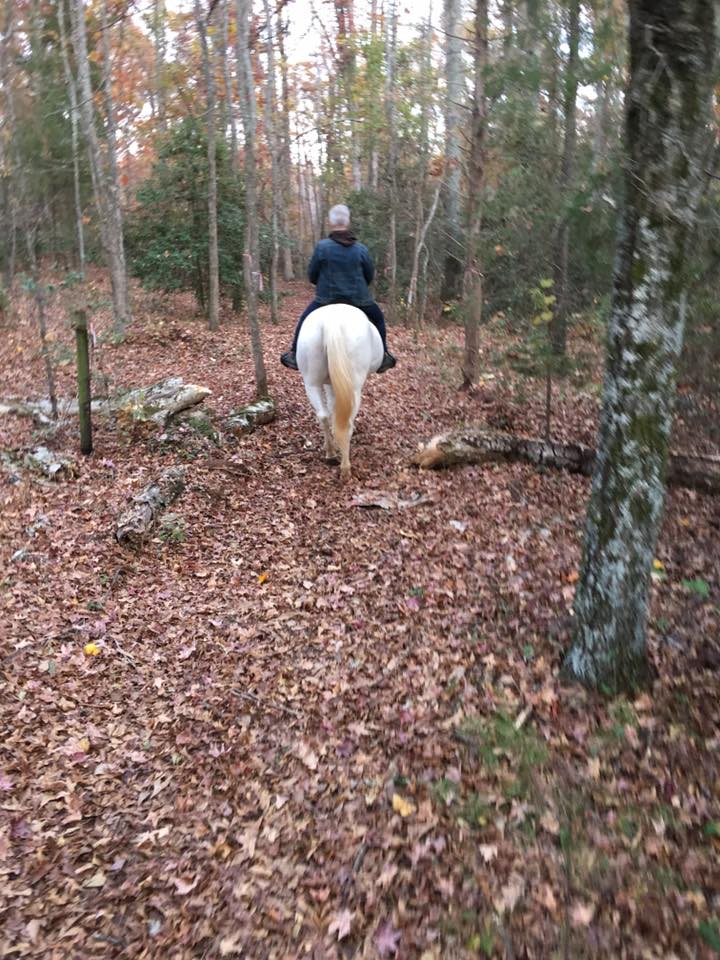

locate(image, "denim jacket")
[[307, 236, 375, 306]]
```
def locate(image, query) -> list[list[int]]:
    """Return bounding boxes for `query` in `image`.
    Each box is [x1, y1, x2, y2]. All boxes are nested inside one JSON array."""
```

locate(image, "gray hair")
[[328, 204, 351, 228]]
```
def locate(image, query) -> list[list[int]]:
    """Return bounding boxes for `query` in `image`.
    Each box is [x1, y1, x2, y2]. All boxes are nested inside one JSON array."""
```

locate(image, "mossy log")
[[225, 397, 276, 435], [23, 446, 78, 480], [115, 467, 186, 545], [414, 426, 720, 495], [114, 377, 211, 426], [1, 378, 211, 428]]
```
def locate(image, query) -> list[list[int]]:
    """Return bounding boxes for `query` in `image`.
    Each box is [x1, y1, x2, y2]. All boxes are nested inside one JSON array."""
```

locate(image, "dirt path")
[[1, 279, 719, 959]]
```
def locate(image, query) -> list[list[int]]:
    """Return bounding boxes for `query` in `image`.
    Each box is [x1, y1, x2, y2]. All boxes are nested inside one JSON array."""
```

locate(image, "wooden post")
[[74, 309, 92, 454]]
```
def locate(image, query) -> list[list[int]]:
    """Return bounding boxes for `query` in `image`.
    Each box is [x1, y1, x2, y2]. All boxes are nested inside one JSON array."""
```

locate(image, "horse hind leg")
[[336, 392, 360, 481], [305, 383, 338, 461]]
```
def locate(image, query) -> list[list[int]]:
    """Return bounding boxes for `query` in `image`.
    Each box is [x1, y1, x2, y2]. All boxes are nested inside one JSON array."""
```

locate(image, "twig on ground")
[[231, 688, 298, 718], [112, 638, 139, 668]]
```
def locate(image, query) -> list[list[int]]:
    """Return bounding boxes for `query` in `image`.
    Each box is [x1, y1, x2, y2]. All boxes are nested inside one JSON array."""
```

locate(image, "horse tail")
[[326, 318, 354, 450]]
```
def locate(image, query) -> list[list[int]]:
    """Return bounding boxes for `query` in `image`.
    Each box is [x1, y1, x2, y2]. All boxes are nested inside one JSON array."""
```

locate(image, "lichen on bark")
[[563, 0, 716, 693]]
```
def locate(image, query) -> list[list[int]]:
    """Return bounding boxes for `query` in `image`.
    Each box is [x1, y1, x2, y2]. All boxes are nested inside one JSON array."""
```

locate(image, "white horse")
[[296, 304, 383, 480]]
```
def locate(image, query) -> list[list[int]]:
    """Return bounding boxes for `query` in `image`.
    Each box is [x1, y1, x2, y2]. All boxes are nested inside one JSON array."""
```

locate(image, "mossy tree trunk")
[[563, 0, 716, 692]]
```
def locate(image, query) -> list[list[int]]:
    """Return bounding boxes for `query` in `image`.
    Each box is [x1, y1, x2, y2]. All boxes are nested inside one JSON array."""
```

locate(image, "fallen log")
[[115, 377, 211, 426], [1, 377, 211, 429], [115, 467, 186, 545], [413, 426, 720, 496], [23, 445, 79, 480]]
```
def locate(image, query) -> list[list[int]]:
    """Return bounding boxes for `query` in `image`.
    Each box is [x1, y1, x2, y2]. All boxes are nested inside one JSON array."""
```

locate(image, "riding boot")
[[280, 349, 299, 370], [377, 350, 397, 373]]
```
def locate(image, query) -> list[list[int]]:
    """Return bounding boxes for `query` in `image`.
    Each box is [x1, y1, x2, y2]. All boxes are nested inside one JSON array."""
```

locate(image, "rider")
[[280, 204, 397, 373]]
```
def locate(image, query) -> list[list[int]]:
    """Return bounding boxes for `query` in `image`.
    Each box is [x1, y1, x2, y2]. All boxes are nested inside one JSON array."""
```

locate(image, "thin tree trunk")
[[1, 5, 20, 289], [236, 0, 268, 397], [441, 0, 464, 302], [407, 180, 442, 314], [152, 0, 167, 132], [406, 10, 434, 322], [262, 0, 280, 324], [221, 0, 239, 175], [196, 0, 220, 330], [461, 0, 487, 388], [563, 0, 716, 691], [57, 0, 85, 272], [70, 0, 130, 334], [74, 309, 92, 454], [550, 0, 580, 356], [384, 0, 398, 313], [0, 5, 57, 415], [276, 3, 295, 280]]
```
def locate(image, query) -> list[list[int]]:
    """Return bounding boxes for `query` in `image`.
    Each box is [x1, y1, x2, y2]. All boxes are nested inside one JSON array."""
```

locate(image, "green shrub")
[[127, 118, 245, 313]]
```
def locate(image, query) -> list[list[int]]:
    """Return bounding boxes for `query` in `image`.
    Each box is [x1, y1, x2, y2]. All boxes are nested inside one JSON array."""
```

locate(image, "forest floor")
[[1, 270, 719, 960]]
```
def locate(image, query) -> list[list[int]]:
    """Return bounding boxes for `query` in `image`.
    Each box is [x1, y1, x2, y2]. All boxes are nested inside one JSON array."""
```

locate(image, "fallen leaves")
[[328, 908, 354, 941], [295, 741, 319, 771], [84, 870, 106, 889], [392, 793, 416, 818], [375, 919, 402, 957], [1, 277, 718, 960]]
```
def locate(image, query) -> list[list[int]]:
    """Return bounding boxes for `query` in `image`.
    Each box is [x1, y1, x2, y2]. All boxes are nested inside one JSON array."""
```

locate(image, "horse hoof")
[[324, 454, 340, 465], [340, 466, 352, 482]]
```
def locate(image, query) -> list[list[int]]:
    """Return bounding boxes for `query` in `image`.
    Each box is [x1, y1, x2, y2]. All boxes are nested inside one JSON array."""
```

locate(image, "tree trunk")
[[413, 425, 720, 495], [276, 4, 295, 280], [384, 0, 398, 313], [70, 0, 131, 334], [152, 0, 167, 132], [563, 0, 716, 692], [57, 0, 85, 272], [441, 0, 464, 302], [334, 0, 362, 191], [461, 0, 488, 388], [262, 0, 281, 325], [235, 0, 268, 397], [407, 180, 442, 314], [196, 0, 220, 330], [74, 310, 92, 454], [221, 0, 240, 176], [0, 5, 19, 288], [0, 5, 57, 418], [550, 0, 580, 356]]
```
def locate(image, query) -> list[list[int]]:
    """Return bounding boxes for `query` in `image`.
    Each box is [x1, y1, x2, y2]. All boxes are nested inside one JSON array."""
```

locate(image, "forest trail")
[[1, 279, 718, 958]]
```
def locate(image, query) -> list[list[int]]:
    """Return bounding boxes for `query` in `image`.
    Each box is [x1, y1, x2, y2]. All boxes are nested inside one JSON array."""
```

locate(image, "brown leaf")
[[327, 908, 353, 941]]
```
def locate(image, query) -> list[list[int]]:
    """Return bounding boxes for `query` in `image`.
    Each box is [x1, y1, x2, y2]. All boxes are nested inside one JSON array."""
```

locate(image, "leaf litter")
[[0, 272, 718, 958]]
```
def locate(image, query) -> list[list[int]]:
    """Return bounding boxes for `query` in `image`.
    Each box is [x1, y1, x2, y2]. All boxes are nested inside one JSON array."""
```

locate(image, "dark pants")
[[291, 300, 388, 351]]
